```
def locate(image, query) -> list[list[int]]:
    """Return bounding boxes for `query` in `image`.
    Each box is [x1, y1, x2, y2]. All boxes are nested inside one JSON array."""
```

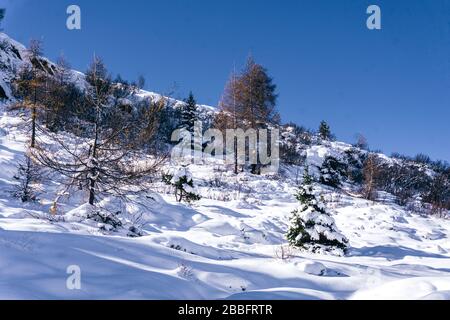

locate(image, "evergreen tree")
[[162, 167, 201, 203], [13, 153, 41, 202], [137, 75, 146, 90], [319, 120, 331, 141], [287, 167, 348, 253], [180, 91, 198, 133], [320, 156, 348, 188]]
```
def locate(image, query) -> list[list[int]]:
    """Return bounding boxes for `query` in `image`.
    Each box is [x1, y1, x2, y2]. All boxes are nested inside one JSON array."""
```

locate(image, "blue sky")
[[1, 0, 449, 161]]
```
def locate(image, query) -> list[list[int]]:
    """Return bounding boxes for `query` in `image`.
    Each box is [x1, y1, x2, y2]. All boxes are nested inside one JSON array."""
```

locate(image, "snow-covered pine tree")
[[180, 92, 198, 133], [287, 167, 348, 253], [13, 152, 41, 202], [320, 156, 347, 188], [163, 166, 201, 203]]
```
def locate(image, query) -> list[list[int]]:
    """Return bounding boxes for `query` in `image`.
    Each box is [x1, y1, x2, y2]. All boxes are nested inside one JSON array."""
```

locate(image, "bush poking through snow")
[[177, 262, 194, 280], [274, 244, 295, 261], [287, 167, 348, 253], [87, 209, 123, 231], [163, 167, 201, 203]]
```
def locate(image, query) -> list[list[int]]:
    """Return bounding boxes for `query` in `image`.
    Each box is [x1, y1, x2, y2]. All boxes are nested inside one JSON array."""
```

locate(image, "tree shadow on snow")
[[202, 205, 249, 218], [349, 245, 448, 260]]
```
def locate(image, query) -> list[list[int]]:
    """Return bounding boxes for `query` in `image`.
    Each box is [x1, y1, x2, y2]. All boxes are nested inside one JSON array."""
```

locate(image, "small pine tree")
[[319, 121, 331, 141], [13, 153, 41, 202], [163, 167, 201, 204], [180, 92, 198, 133], [287, 167, 348, 253]]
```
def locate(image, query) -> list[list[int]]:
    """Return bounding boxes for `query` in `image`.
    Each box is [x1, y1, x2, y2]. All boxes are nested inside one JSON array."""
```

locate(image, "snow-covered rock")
[[296, 261, 327, 276]]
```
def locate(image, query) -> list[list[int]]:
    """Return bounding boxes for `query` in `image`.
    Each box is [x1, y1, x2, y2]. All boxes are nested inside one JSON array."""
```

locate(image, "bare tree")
[[216, 70, 240, 174], [33, 56, 166, 207], [13, 39, 45, 148], [354, 133, 369, 150], [55, 54, 72, 85], [423, 172, 450, 215], [362, 154, 382, 200]]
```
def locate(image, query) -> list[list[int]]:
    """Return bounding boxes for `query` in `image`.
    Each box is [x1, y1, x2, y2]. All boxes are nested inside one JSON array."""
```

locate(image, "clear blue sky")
[[1, 0, 449, 161]]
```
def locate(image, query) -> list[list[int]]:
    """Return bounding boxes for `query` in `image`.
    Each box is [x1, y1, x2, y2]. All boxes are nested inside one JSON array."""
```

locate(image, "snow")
[[296, 261, 327, 276], [1, 118, 450, 299], [0, 115, 450, 299], [1, 32, 450, 300]]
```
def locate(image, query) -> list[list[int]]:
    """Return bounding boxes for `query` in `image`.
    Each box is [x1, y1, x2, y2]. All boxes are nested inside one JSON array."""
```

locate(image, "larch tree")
[[40, 55, 79, 131], [362, 153, 382, 201], [216, 70, 241, 174], [237, 57, 279, 128], [216, 57, 279, 174], [33, 56, 165, 207], [13, 39, 45, 148]]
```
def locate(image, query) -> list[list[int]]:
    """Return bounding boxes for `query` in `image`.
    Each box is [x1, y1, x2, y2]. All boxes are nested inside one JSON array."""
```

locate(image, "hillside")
[[1, 32, 450, 300]]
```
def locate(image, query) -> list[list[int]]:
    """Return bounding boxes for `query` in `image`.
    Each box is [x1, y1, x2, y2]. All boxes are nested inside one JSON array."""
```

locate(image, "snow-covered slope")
[[2, 106, 450, 300], [1, 33, 450, 300]]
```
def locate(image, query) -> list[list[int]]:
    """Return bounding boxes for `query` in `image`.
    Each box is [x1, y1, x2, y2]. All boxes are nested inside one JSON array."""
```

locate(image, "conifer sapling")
[[163, 166, 201, 203], [287, 167, 348, 253]]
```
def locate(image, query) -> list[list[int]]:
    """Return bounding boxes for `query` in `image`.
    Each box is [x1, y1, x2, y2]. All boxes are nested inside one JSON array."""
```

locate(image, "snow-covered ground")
[[1, 108, 450, 300]]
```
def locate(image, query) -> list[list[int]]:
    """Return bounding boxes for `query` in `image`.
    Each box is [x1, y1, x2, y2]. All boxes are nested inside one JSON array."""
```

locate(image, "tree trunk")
[[31, 105, 36, 148], [234, 137, 238, 175], [88, 107, 100, 206], [175, 188, 182, 202], [88, 178, 95, 205]]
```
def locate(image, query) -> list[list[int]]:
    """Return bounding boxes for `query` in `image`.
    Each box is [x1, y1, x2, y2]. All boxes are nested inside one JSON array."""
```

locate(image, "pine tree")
[[320, 156, 347, 188], [162, 167, 201, 203], [180, 92, 198, 133], [137, 75, 146, 90], [319, 120, 331, 141], [13, 153, 41, 202], [287, 167, 348, 253]]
